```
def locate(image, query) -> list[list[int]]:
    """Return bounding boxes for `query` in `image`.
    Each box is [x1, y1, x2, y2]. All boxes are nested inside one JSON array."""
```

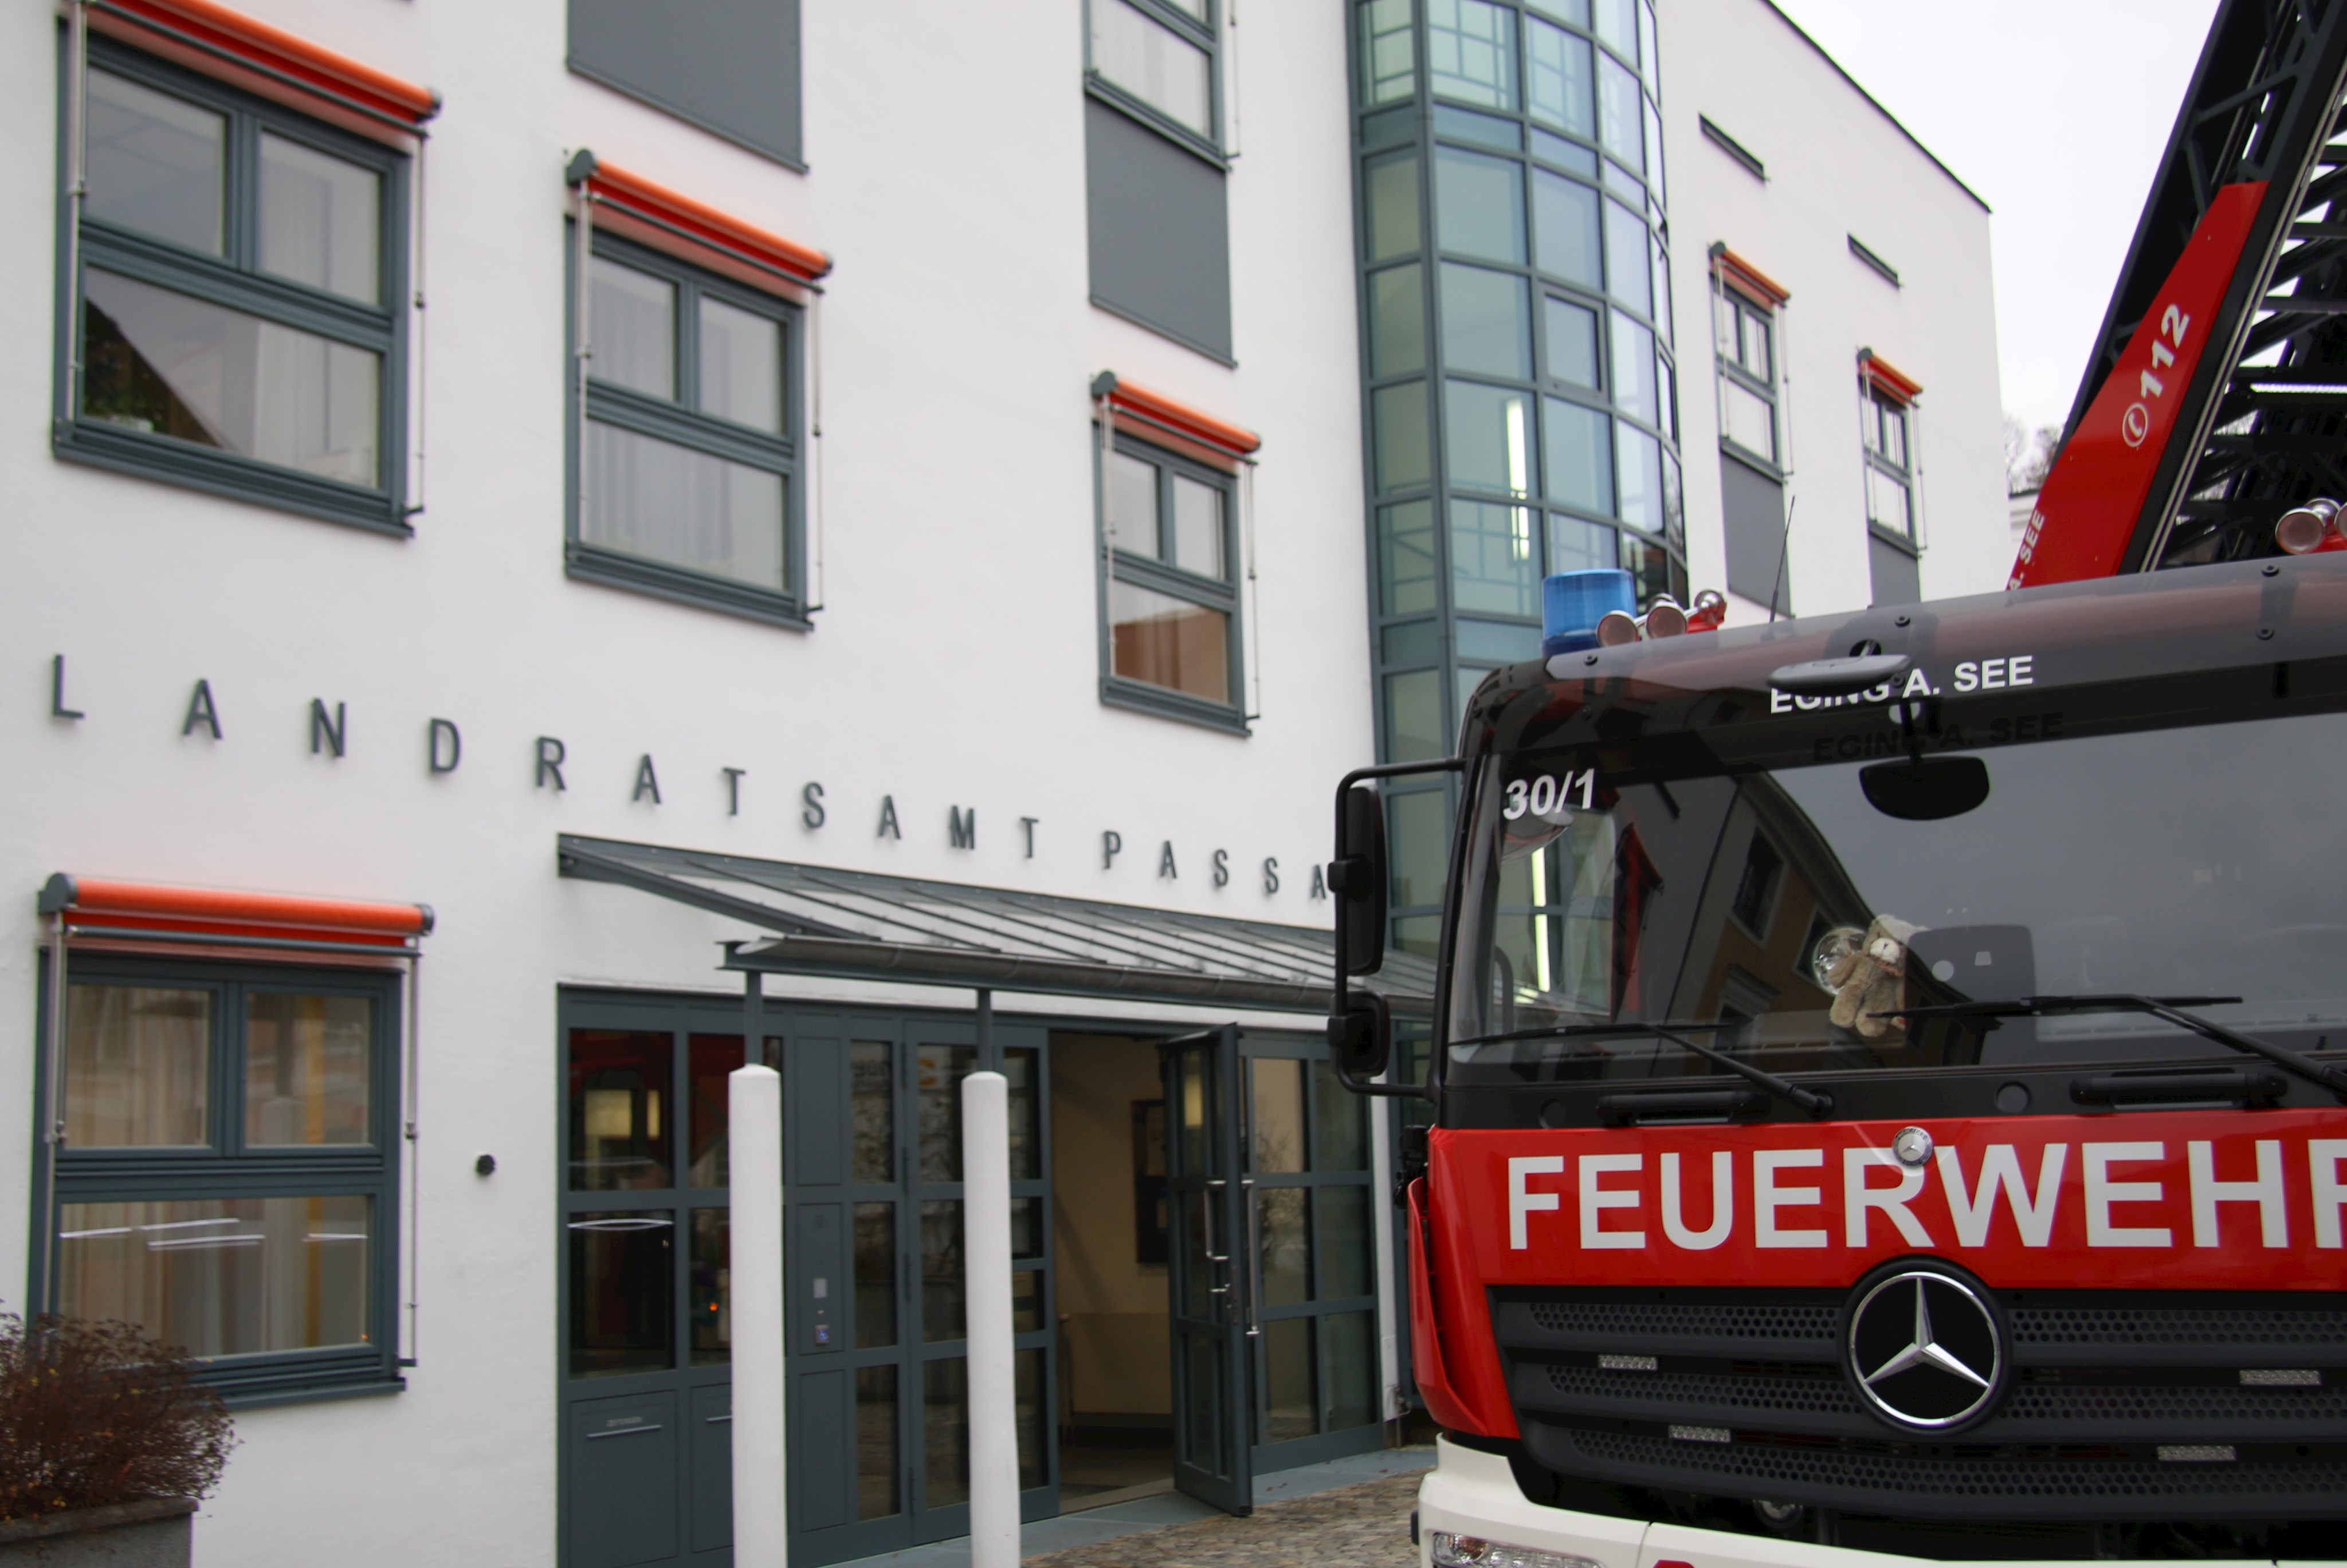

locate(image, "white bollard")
[[730, 1064, 787, 1565], [962, 1070, 1019, 1568]]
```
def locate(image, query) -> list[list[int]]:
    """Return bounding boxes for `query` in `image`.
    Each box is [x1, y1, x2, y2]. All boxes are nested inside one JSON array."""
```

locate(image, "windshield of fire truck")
[[1445, 700, 2347, 1084]]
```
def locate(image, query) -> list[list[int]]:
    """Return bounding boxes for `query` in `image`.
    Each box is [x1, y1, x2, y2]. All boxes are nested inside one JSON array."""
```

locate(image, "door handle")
[[1242, 1178, 1262, 1341], [1202, 1178, 1230, 1265], [705, 1414, 732, 1424], [587, 1423, 664, 1440]]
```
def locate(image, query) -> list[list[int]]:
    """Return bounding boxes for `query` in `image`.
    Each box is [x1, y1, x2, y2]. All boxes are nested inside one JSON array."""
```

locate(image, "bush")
[[0, 1315, 233, 1522]]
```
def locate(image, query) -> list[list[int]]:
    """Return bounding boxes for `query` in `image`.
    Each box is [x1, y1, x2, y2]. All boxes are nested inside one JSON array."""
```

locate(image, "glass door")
[[1160, 1026, 1252, 1515]]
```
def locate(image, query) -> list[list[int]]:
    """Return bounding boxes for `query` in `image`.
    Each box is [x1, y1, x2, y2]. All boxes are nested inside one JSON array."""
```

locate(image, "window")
[[1729, 831, 1783, 936], [570, 235, 804, 624], [1085, 0, 1231, 361], [1861, 364, 1922, 606], [1715, 286, 1777, 465], [1100, 434, 1246, 730], [1713, 258, 1790, 609], [567, 0, 801, 166], [42, 958, 403, 1403], [58, 45, 407, 532]]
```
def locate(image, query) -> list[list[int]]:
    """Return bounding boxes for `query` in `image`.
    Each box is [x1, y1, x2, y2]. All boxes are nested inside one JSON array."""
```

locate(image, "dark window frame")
[[566, 228, 809, 629], [1862, 380, 1920, 555], [1714, 281, 1780, 474], [1096, 429, 1249, 734], [1083, 0, 1225, 165], [54, 38, 411, 536], [33, 953, 406, 1407]]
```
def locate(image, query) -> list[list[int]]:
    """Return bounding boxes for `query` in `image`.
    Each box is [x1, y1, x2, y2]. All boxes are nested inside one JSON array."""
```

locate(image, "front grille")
[[1494, 1287, 2347, 1524], [1533, 1426, 2347, 1522]]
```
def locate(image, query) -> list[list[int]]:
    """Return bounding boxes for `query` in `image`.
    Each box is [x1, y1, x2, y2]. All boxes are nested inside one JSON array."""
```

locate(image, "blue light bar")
[[1541, 569, 1636, 657]]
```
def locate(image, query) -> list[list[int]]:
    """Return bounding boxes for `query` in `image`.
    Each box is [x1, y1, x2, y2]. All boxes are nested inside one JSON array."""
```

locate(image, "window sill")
[[54, 421, 411, 538], [1100, 678, 1251, 736], [1867, 522, 1921, 558], [221, 1374, 405, 1410], [566, 544, 811, 630]]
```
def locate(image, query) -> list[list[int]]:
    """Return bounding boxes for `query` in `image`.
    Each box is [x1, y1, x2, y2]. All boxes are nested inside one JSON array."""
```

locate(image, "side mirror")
[[1328, 989, 1392, 1084], [1328, 784, 1388, 976]]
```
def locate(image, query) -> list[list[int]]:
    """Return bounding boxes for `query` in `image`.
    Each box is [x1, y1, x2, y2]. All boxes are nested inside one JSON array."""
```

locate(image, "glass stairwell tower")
[[1350, 0, 1683, 967]]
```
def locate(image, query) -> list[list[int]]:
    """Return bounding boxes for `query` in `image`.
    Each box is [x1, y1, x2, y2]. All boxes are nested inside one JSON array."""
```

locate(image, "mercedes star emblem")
[[1892, 1126, 1933, 1166], [1845, 1264, 2004, 1431]]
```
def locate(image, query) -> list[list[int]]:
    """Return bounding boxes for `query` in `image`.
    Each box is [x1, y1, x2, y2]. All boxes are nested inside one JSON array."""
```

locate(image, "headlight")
[[1428, 1530, 1606, 1568]]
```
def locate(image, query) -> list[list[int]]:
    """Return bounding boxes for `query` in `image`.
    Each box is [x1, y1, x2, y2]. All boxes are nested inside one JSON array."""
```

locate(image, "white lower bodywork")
[[1415, 1433, 2347, 1568]]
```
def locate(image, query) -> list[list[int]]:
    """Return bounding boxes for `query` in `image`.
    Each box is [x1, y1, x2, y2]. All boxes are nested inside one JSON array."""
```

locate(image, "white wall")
[[1660, 0, 2011, 619], [0, 1, 1367, 1562]]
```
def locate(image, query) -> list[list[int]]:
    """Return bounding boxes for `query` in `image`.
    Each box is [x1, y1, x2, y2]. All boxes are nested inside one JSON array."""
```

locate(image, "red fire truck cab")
[[1329, 553, 2347, 1565]]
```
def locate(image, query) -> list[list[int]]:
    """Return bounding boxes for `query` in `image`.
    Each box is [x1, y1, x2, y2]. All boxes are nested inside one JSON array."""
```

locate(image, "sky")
[[1768, 0, 2220, 442]]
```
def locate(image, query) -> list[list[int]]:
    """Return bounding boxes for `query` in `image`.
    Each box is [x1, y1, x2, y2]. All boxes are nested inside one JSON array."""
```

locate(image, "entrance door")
[[1160, 1026, 1252, 1515]]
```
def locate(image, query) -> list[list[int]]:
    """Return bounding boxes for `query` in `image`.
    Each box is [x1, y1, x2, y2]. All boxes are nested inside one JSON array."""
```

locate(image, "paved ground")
[[831, 1448, 1434, 1568], [1024, 1470, 1423, 1568]]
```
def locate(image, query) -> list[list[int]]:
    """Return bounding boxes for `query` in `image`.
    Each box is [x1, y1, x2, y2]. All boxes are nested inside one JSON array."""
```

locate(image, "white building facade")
[[0, 2, 2005, 1565]]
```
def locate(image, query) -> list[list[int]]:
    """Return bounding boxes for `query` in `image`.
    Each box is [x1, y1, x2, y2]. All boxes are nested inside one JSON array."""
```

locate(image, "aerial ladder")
[[2014, 0, 2347, 583]]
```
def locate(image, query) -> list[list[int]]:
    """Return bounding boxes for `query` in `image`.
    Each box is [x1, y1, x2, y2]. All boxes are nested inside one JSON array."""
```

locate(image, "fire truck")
[[1328, 1, 2347, 1562]]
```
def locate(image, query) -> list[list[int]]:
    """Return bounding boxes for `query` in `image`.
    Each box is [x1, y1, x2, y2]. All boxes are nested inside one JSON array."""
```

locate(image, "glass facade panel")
[[921, 1199, 964, 1342], [1450, 497, 1538, 616], [1313, 1060, 1369, 1170], [851, 1040, 893, 1184], [1372, 380, 1430, 490], [1091, 0, 1212, 136], [1543, 396, 1611, 513], [1545, 295, 1599, 388], [65, 985, 210, 1150], [1003, 1046, 1041, 1181], [86, 69, 225, 255], [1532, 169, 1602, 288], [1108, 579, 1231, 702], [1528, 0, 1591, 24], [258, 133, 379, 305], [1262, 1316, 1314, 1440], [1384, 670, 1445, 761], [582, 422, 787, 591], [570, 1030, 673, 1192], [924, 1357, 971, 1508], [1616, 421, 1665, 532], [917, 1043, 975, 1181], [1549, 512, 1612, 575], [1445, 380, 1534, 496], [1361, 0, 1417, 105], [855, 1201, 897, 1349], [1318, 1188, 1372, 1298], [1322, 1311, 1377, 1431], [1526, 17, 1592, 136], [1602, 199, 1649, 316], [1390, 787, 1451, 907], [1369, 264, 1427, 379], [60, 1195, 371, 1358], [697, 296, 783, 433], [1595, 0, 1638, 57], [686, 1034, 741, 1187], [84, 270, 380, 488], [1439, 263, 1532, 379], [1365, 151, 1421, 262], [857, 1365, 900, 1519], [1611, 309, 1657, 425], [1012, 1267, 1043, 1333], [1016, 1347, 1047, 1490], [1251, 1058, 1306, 1172], [1434, 147, 1525, 264], [1258, 1187, 1308, 1306], [1379, 498, 1439, 615], [1426, 0, 1517, 110], [244, 992, 370, 1147], [690, 1208, 729, 1363], [567, 1211, 673, 1376], [1595, 52, 1640, 170], [589, 257, 676, 401]]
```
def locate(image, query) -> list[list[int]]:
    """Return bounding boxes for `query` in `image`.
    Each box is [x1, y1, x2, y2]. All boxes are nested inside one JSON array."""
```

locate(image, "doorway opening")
[[1048, 1031, 1175, 1510]]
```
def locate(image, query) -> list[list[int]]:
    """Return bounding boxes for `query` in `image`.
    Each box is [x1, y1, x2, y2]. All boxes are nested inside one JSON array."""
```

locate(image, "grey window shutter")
[[1720, 451, 1791, 612], [1085, 99, 1232, 361], [569, 0, 802, 166]]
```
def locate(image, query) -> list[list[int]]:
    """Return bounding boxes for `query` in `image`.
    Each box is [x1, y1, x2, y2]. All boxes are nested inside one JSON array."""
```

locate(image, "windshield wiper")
[[1879, 994, 2347, 1100], [1451, 1020, 1832, 1115]]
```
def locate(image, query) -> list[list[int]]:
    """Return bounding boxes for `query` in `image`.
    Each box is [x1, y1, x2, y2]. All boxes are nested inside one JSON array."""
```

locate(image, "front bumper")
[[1414, 1434, 2347, 1568]]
